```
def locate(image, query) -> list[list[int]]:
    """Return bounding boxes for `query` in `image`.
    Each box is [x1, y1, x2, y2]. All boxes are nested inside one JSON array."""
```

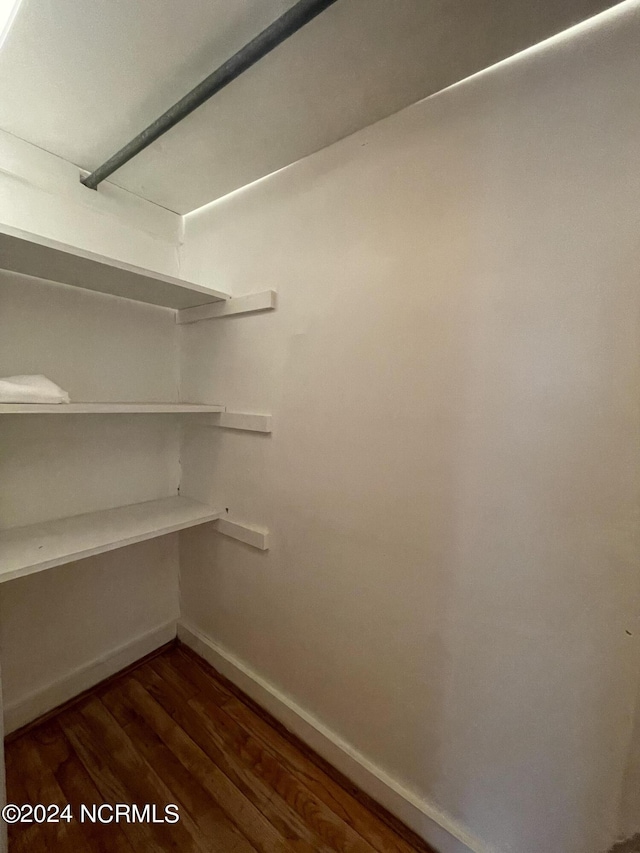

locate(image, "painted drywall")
[[0, 541, 179, 732], [0, 139, 183, 730], [178, 3, 640, 852]]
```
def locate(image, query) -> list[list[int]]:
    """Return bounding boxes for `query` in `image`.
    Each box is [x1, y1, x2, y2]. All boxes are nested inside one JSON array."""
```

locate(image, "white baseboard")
[[178, 620, 494, 853], [4, 620, 177, 733]]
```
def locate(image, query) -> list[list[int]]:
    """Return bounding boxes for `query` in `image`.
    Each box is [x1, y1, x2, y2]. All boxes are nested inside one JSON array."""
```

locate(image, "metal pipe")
[[81, 0, 340, 190]]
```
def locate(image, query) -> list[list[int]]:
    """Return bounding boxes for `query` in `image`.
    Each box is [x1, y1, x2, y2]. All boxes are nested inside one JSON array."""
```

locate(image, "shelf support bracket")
[[214, 517, 269, 550], [194, 412, 272, 433], [176, 290, 276, 325]]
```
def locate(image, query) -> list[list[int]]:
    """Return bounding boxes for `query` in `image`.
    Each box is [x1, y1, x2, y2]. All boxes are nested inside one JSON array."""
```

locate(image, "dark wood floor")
[[5, 642, 432, 852]]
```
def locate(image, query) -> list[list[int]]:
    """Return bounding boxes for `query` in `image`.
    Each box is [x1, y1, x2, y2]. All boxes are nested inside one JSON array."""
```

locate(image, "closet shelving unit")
[[0, 224, 273, 582]]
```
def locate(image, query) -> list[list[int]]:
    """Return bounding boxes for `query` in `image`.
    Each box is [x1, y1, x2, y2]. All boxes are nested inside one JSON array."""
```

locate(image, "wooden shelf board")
[[0, 496, 224, 583], [0, 224, 229, 310], [0, 403, 225, 414]]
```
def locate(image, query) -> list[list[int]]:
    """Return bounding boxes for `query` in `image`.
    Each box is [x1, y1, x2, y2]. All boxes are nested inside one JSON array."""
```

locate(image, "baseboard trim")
[[177, 620, 492, 853], [4, 620, 178, 734]]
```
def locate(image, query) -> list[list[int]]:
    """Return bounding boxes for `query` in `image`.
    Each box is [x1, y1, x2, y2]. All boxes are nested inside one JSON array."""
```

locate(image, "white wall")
[[0, 128, 181, 272], [178, 4, 640, 852], [0, 540, 179, 731], [0, 134, 183, 730]]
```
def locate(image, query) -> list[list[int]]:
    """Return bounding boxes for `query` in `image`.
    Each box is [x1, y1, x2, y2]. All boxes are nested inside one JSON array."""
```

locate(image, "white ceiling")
[[0, 0, 617, 213]]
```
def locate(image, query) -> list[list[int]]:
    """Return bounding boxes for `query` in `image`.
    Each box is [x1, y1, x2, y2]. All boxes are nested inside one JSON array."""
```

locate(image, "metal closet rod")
[[81, 0, 340, 190]]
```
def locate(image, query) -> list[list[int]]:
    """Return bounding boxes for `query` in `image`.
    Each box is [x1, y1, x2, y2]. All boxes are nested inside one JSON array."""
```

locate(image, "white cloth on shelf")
[[0, 375, 70, 404]]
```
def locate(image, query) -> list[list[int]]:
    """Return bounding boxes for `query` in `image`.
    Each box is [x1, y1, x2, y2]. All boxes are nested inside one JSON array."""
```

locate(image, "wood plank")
[[5, 743, 32, 810], [57, 698, 210, 853], [99, 678, 258, 853], [176, 291, 276, 325], [134, 663, 328, 853], [0, 496, 223, 583], [0, 224, 229, 309], [5, 743, 49, 853], [6, 733, 93, 853], [112, 675, 295, 853], [29, 720, 135, 853], [152, 656, 379, 853], [171, 648, 424, 853]]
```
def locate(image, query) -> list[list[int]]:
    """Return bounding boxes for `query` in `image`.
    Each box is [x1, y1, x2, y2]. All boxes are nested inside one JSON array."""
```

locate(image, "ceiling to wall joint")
[[0, 0, 621, 212]]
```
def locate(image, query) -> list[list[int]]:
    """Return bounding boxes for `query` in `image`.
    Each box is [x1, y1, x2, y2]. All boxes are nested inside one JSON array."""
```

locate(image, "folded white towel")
[[0, 375, 70, 404]]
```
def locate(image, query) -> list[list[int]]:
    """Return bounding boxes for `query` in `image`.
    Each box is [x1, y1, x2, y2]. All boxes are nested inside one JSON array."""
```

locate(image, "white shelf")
[[0, 224, 229, 310], [0, 496, 224, 583], [0, 402, 225, 414]]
